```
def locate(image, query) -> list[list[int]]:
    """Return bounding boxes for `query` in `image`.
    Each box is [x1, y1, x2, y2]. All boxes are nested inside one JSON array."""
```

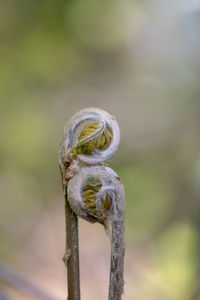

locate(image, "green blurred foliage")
[[0, 0, 200, 299]]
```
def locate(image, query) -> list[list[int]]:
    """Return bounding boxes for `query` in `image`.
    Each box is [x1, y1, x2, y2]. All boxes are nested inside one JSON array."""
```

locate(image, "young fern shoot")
[[60, 108, 125, 300]]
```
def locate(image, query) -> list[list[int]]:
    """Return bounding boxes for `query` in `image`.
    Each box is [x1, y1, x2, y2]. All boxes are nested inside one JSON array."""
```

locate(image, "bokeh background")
[[0, 0, 200, 299]]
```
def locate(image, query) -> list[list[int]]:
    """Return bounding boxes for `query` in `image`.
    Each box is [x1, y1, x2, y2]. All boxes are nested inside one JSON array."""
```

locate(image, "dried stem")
[[109, 188, 125, 300], [63, 189, 80, 300]]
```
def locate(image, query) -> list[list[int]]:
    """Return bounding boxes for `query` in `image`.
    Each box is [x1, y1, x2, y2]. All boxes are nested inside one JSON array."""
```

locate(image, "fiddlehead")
[[68, 166, 125, 299], [60, 108, 120, 182], [60, 108, 125, 300]]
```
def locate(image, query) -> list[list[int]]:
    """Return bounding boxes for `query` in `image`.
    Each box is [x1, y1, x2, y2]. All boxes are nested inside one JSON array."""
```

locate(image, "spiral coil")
[[60, 108, 125, 300]]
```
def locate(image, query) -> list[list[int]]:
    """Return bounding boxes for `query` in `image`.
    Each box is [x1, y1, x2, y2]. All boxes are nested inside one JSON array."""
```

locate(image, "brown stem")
[[63, 190, 80, 300], [109, 189, 125, 300]]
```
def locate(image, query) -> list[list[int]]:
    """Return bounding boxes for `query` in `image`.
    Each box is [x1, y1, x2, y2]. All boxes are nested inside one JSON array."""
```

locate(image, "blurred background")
[[0, 0, 200, 299]]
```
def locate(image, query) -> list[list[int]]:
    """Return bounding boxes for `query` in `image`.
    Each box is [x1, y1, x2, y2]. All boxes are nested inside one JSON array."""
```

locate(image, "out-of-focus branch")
[[0, 263, 54, 300]]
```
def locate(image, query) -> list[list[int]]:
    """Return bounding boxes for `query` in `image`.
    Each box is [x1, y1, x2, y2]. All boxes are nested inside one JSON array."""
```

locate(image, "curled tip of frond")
[[67, 166, 125, 226], [60, 107, 120, 170]]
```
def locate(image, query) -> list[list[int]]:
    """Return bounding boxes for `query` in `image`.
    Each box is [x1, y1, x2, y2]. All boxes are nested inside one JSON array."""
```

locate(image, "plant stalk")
[[109, 187, 125, 300], [63, 190, 80, 300]]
